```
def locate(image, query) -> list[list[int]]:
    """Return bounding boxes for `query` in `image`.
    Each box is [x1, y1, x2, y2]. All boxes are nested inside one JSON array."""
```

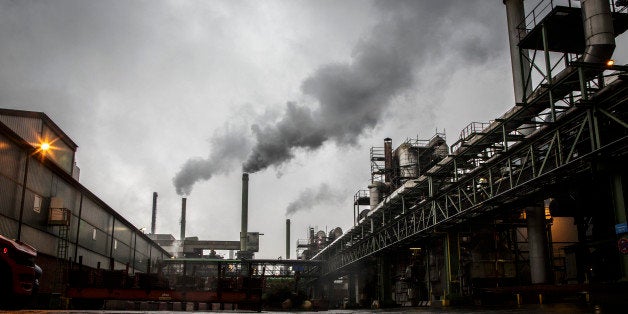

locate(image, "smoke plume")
[[173, 0, 504, 193], [173, 123, 251, 195], [285, 183, 346, 216], [242, 0, 501, 173]]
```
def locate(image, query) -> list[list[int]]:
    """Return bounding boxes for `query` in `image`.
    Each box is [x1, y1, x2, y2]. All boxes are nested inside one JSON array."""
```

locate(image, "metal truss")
[[313, 64, 628, 276]]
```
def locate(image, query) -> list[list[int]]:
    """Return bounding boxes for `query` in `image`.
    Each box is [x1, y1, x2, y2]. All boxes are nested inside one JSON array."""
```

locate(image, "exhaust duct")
[[286, 219, 291, 259], [504, 0, 532, 104], [180, 198, 187, 240], [384, 138, 392, 183], [241, 173, 249, 252], [151, 192, 158, 234], [581, 0, 616, 63]]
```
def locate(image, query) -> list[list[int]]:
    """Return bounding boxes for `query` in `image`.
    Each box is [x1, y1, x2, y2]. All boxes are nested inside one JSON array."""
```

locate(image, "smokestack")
[[384, 138, 392, 183], [180, 198, 187, 241], [151, 192, 158, 234], [503, 0, 532, 104], [240, 173, 249, 252], [286, 219, 291, 259]]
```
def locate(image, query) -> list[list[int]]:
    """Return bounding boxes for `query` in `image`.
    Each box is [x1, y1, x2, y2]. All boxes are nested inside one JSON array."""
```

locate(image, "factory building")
[[0, 108, 169, 294]]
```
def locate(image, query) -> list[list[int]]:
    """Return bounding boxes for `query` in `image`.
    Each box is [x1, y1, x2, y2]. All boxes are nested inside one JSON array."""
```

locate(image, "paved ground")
[[0, 303, 611, 314]]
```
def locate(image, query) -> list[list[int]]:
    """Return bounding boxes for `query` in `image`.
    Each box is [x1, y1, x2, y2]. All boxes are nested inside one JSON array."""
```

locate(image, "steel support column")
[[526, 206, 549, 284]]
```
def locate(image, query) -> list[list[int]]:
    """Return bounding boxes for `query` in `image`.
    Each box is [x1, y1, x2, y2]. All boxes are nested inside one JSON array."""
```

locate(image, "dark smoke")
[[285, 183, 345, 216], [173, 123, 251, 195], [242, 0, 502, 173], [174, 0, 504, 192]]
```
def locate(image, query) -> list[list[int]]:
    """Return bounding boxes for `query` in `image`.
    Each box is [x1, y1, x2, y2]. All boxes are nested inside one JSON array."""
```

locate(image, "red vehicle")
[[0, 234, 40, 307]]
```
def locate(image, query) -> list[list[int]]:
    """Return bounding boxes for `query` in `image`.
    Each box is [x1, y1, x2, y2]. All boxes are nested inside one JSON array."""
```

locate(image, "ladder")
[[54, 222, 70, 293]]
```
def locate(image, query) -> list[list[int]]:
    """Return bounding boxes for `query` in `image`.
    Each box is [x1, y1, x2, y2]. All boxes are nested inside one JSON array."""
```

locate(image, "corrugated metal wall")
[[0, 119, 168, 292], [0, 113, 74, 175], [0, 114, 42, 145]]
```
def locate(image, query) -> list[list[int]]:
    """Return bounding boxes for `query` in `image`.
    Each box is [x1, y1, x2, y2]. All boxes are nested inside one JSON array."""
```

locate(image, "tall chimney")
[[384, 138, 392, 182], [286, 219, 291, 259], [180, 198, 187, 241], [151, 192, 158, 234], [240, 173, 249, 252], [503, 0, 532, 104]]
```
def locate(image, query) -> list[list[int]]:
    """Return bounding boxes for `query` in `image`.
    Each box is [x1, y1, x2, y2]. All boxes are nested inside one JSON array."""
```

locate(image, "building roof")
[[0, 108, 78, 150]]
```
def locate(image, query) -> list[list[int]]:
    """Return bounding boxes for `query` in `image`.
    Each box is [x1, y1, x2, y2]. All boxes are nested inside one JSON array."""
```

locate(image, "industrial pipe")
[[151, 192, 158, 234], [526, 206, 549, 284], [180, 198, 187, 241], [581, 0, 616, 63], [503, 0, 532, 104], [286, 219, 291, 259], [241, 173, 249, 252], [384, 138, 392, 183]]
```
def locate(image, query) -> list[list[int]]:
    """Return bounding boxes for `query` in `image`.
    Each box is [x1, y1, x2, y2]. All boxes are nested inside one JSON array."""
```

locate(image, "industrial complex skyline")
[[1, 0, 627, 260]]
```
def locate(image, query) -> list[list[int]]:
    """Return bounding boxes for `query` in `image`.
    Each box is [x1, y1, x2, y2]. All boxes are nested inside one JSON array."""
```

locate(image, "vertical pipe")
[[384, 138, 392, 183], [286, 219, 291, 259], [611, 174, 628, 280], [180, 198, 187, 241], [241, 173, 249, 252], [526, 206, 549, 284], [503, 0, 532, 104], [17, 154, 29, 241], [151, 192, 158, 234]]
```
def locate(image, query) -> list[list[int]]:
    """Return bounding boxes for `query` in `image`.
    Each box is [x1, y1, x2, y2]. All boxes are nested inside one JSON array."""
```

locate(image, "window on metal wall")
[[33, 195, 42, 213]]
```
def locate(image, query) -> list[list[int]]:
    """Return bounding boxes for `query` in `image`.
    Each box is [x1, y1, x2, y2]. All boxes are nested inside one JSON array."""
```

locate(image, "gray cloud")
[[242, 0, 503, 173], [285, 183, 345, 216]]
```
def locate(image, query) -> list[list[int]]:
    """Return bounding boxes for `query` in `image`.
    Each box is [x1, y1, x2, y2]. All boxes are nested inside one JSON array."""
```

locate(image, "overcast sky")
[[2, 0, 627, 259]]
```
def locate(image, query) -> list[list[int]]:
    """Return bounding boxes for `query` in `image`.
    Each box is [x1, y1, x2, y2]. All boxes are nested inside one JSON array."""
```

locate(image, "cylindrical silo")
[[369, 183, 381, 210], [397, 143, 418, 182]]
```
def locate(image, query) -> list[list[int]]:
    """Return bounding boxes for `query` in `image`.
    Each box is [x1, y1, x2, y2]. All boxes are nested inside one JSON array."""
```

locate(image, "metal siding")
[[114, 261, 127, 271], [42, 125, 74, 173], [0, 133, 25, 181], [0, 175, 21, 219], [26, 157, 53, 196], [78, 219, 108, 256], [113, 241, 131, 265], [21, 189, 50, 229], [136, 237, 150, 255], [0, 115, 42, 145], [114, 224, 133, 246], [0, 215, 18, 238], [76, 247, 108, 269], [134, 252, 149, 272], [20, 224, 56, 256], [80, 197, 112, 231]]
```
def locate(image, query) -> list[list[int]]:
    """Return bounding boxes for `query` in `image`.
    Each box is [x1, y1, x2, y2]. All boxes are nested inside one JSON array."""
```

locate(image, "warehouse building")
[[0, 108, 169, 294]]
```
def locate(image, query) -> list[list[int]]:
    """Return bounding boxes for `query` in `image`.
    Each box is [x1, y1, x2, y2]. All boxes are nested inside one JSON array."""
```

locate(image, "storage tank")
[[397, 143, 419, 182], [368, 182, 382, 210], [328, 227, 343, 241]]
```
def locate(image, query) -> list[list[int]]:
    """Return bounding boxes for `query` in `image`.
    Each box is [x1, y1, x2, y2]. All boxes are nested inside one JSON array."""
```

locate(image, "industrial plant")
[[1, 0, 628, 311], [302, 0, 628, 309]]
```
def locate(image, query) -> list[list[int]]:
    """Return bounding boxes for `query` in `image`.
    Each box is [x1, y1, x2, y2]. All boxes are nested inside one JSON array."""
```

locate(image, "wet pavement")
[[1, 303, 617, 314]]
